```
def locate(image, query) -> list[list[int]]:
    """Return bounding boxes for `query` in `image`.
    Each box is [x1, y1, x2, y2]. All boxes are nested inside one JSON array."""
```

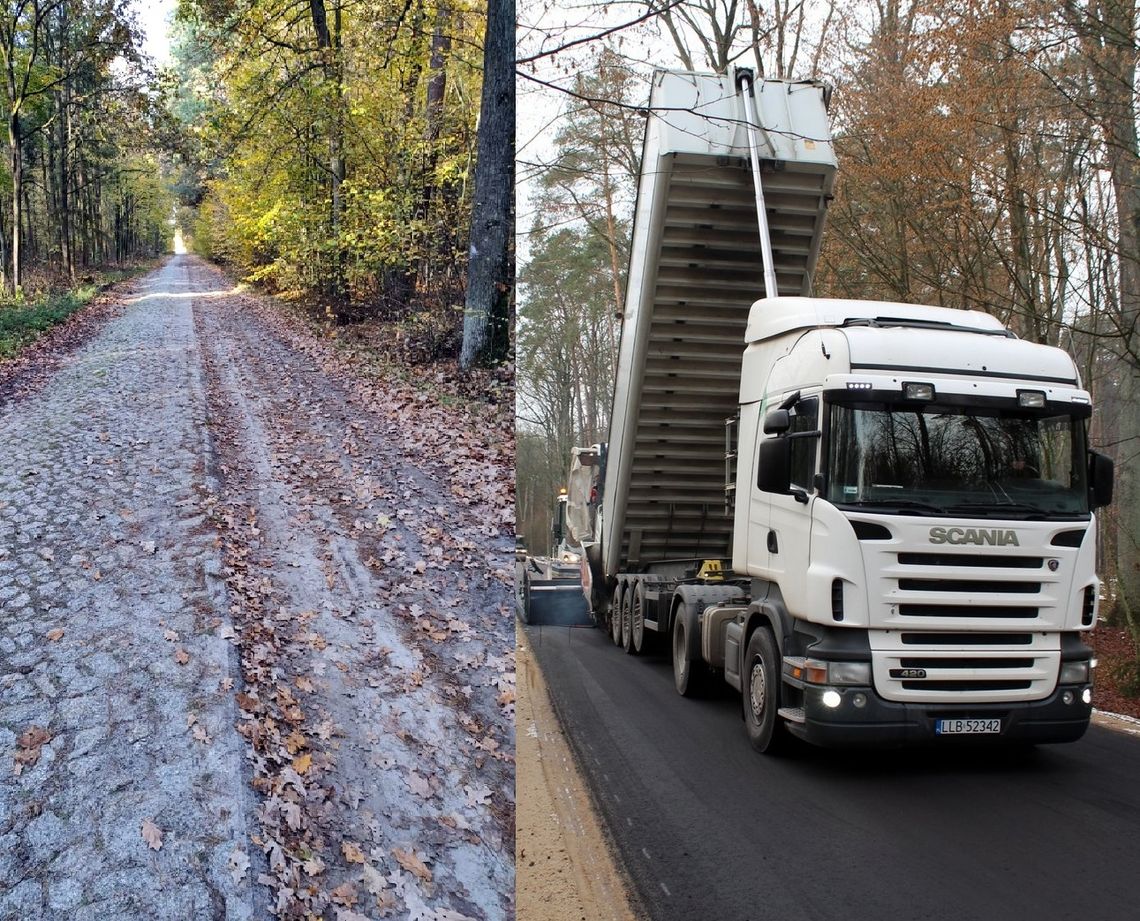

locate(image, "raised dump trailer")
[[581, 67, 1114, 752], [584, 68, 836, 613]]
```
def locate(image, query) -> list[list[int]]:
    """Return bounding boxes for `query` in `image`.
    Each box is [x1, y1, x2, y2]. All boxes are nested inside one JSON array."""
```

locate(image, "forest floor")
[[0, 255, 514, 920]]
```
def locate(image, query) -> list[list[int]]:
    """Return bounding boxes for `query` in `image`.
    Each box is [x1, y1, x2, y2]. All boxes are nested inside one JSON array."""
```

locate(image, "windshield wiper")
[[840, 499, 946, 515], [944, 502, 1046, 520]]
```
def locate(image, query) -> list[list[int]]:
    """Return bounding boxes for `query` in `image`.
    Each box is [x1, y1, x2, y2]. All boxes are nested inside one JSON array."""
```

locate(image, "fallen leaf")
[[392, 847, 432, 883], [295, 676, 314, 693], [361, 862, 388, 895], [330, 882, 358, 907], [405, 772, 432, 799], [303, 854, 326, 877], [193, 726, 211, 744], [141, 819, 163, 851], [342, 840, 367, 864], [464, 783, 491, 807], [292, 752, 312, 775], [174, 648, 190, 665], [13, 726, 51, 774], [163, 629, 179, 642], [282, 800, 301, 830], [45, 628, 64, 642], [228, 846, 250, 884]]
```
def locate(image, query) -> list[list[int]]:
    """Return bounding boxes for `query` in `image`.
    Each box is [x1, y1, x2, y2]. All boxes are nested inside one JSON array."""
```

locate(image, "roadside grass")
[[0, 265, 153, 359]]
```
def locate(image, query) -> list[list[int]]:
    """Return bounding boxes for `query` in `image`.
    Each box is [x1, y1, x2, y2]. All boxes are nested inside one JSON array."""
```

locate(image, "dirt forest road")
[[0, 255, 514, 920]]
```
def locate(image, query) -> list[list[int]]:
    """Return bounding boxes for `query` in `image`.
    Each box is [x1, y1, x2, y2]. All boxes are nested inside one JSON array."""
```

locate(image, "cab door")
[[765, 393, 820, 615]]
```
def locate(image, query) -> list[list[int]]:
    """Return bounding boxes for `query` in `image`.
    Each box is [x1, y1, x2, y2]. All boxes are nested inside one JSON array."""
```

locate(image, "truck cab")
[[727, 297, 1113, 748]]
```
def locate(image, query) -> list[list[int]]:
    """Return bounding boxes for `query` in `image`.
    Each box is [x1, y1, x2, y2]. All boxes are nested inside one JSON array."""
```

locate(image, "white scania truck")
[[574, 69, 1114, 751]]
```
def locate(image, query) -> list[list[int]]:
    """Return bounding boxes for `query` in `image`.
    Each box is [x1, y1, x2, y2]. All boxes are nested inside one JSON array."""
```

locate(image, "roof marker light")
[[903, 382, 935, 401], [1018, 390, 1046, 408]]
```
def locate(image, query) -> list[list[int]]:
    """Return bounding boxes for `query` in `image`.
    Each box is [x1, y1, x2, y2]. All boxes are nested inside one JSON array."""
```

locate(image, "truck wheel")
[[620, 586, 633, 651], [672, 604, 707, 697], [610, 585, 623, 646], [630, 581, 646, 655], [743, 627, 786, 753]]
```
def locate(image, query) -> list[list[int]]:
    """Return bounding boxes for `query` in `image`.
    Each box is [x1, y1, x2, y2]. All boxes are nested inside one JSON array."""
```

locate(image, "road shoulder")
[[516, 623, 642, 921]]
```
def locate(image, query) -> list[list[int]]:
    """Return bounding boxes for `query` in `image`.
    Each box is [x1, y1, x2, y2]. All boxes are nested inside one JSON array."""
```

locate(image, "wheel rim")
[[673, 619, 686, 681], [749, 656, 767, 720], [622, 602, 631, 647], [632, 593, 643, 646], [611, 591, 622, 643]]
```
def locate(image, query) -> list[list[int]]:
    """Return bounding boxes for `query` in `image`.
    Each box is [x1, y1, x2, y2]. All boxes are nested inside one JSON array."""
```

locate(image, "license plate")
[[936, 718, 1001, 735]]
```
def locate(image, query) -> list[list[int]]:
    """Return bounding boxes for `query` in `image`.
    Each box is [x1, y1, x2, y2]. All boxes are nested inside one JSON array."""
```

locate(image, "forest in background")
[[0, 0, 513, 372], [0, 1, 171, 300], [169, 0, 514, 371], [516, 0, 1140, 668]]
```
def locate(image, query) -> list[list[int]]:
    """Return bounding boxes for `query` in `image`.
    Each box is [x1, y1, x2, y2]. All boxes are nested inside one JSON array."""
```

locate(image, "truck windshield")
[[826, 401, 1089, 518]]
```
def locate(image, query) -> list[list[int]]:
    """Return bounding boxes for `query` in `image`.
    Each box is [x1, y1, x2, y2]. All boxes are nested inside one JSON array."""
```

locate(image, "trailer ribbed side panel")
[[603, 72, 836, 576]]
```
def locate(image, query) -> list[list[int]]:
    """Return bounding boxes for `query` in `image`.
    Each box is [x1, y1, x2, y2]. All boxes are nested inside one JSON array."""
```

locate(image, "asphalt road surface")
[[529, 623, 1140, 921]]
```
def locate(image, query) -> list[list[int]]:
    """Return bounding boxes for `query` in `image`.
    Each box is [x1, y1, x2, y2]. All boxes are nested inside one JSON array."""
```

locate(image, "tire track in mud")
[[190, 258, 514, 920]]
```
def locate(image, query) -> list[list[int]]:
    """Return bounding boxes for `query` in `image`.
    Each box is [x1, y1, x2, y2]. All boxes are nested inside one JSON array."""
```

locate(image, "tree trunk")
[[10, 110, 21, 293], [459, 0, 514, 370]]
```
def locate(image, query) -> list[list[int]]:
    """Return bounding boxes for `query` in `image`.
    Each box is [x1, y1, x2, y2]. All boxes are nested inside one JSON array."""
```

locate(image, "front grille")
[[898, 578, 1041, 593], [903, 680, 1032, 692], [900, 632, 1033, 645], [898, 552, 1043, 569], [899, 657, 1035, 669], [872, 629, 1060, 703], [899, 604, 1038, 618]]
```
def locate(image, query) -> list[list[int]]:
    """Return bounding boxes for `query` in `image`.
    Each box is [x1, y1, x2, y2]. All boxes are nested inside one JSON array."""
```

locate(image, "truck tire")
[[630, 581, 646, 655], [743, 626, 786, 754], [610, 584, 623, 646], [620, 585, 633, 651], [672, 603, 708, 697]]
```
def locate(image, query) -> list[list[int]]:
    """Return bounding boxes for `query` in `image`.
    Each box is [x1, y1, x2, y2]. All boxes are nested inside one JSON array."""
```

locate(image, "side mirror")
[[1089, 451, 1114, 509], [757, 437, 791, 494], [763, 409, 790, 434]]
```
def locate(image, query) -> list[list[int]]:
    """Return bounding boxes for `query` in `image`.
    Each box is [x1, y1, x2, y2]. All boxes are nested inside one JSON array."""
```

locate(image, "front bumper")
[[787, 683, 1092, 747]]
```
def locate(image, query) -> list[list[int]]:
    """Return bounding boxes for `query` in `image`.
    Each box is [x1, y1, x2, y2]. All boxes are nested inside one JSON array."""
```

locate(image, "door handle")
[[767, 530, 778, 554]]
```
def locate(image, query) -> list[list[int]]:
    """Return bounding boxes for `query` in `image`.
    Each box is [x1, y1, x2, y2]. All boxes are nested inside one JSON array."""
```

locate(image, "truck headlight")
[[804, 659, 871, 686], [1059, 661, 1090, 684], [829, 661, 872, 686]]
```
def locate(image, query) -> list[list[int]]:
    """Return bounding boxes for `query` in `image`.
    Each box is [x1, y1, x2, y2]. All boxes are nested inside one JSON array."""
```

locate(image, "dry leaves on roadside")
[[140, 818, 163, 850], [45, 627, 64, 642], [229, 846, 250, 884], [393, 847, 433, 884], [174, 648, 190, 665], [13, 726, 50, 774], [341, 840, 367, 864]]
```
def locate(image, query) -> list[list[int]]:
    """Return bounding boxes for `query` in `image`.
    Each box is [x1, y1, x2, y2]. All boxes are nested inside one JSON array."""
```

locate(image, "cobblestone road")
[[0, 258, 263, 919], [0, 256, 514, 921]]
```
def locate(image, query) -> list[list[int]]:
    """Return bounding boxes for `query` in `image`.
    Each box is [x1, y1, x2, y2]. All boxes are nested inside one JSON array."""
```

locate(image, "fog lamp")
[[1062, 690, 1075, 705], [1082, 688, 1092, 705], [852, 692, 868, 708], [822, 690, 842, 709]]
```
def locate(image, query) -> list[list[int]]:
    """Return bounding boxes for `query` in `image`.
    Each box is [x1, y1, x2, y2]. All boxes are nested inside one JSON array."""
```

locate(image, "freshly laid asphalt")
[[528, 623, 1140, 921]]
